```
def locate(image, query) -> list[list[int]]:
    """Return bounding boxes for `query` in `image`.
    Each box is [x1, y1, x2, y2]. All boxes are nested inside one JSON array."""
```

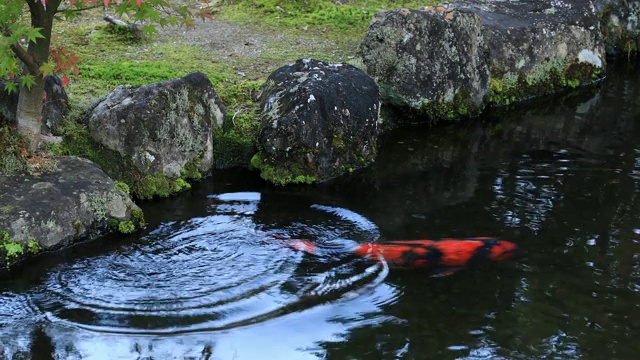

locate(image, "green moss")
[[220, 0, 431, 38], [72, 219, 83, 234], [260, 163, 317, 186], [174, 178, 191, 191], [114, 181, 130, 194], [2, 242, 23, 261], [415, 90, 473, 121], [452, 91, 469, 117], [488, 57, 600, 106], [26, 239, 42, 254], [131, 208, 145, 228], [332, 132, 344, 149], [134, 174, 183, 200], [249, 152, 264, 170], [567, 79, 580, 89], [107, 218, 119, 229], [0, 231, 25, 264], [118, 220, 136, 234], [181, 153, 204, 180], [250, 152, 317, 185]]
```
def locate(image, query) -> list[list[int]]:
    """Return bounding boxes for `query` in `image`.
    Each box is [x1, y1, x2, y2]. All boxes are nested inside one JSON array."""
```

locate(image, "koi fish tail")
[[286, 238, 361, 257], [287, 239, 318, 255]]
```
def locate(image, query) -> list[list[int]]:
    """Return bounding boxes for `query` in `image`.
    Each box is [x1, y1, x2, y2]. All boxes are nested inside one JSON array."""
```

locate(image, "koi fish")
[[286, 237, 518, 273]]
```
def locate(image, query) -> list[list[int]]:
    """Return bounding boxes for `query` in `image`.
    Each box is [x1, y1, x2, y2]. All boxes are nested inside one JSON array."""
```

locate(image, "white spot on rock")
[[145, 152, 155, 163], [578, 49, 602, 68], [308, 95, 316, 103], [402, 30, 414, 43]]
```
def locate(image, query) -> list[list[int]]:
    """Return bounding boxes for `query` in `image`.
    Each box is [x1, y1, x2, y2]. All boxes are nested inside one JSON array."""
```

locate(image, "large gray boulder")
[[88, 72, 225, 179], [0, 75, 69, 134], [0, 156, 140, 268], [356, 0, 607, 116], [452, 0, 606, 105], [254, 58, 380, 185], [356, 7, 489, 119]]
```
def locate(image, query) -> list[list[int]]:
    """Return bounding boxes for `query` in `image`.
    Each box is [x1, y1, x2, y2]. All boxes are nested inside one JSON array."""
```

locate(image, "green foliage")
[[174, 177, 191, 191], [47, 108, 95, 155], [131, 208, 145, 228], [181, 155, 203, 180], [26, 239, 42, 254], [250, 153, 317, 185], [133, 174, 192, 200], [114, 181, 130, 195], [0, 231, 9, 243], [2, 242, 24, 260], [0, 230, 25, 264], [118, 220, 136, 234]]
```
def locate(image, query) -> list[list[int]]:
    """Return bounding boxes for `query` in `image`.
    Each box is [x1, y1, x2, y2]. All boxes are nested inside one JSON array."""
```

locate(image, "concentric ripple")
[[31, 193, 388, 335]]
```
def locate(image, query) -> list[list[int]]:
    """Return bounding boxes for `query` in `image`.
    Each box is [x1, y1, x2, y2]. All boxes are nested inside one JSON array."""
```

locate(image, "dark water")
[[2, 61, 640, 359]]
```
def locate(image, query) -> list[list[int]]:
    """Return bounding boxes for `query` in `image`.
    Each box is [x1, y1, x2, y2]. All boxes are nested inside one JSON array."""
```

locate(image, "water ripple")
[[28, 193, 391, 335]]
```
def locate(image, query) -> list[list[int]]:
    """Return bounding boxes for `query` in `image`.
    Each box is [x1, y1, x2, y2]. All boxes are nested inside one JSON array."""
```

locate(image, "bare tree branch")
[[10, 42, 40, 76]]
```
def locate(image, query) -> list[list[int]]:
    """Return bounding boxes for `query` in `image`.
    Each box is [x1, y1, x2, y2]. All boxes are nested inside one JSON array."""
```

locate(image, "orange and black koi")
[[286, 237, 518, 271]]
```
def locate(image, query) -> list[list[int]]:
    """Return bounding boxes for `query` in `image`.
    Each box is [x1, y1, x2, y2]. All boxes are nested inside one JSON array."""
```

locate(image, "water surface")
[[1, 61, 639, 359]]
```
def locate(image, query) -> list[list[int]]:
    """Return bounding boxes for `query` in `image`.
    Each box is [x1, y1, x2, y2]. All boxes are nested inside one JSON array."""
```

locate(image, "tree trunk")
[[15, 0, 61, 151], [16, 76, 46, 151]]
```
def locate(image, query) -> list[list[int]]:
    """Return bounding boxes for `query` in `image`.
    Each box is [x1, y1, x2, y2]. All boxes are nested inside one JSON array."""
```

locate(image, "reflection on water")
[[1, 61, 640, 359], [0, 194, 399, 358]]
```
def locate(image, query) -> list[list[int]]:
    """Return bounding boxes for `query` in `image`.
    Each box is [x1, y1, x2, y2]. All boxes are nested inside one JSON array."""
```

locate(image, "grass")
[[218, 0, 427, 35], [52, 0, 431, 105]]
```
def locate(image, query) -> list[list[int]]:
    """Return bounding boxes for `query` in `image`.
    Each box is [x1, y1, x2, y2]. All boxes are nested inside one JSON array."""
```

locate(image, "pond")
[[1, 60, 639, 359]]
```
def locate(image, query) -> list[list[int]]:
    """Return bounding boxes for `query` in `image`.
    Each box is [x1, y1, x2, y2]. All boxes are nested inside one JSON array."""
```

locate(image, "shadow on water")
[[2, 61, 640, 359]]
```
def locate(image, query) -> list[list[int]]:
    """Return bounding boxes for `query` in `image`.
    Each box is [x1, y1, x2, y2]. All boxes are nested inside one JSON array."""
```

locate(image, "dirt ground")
[[154, 13, 361, 80]]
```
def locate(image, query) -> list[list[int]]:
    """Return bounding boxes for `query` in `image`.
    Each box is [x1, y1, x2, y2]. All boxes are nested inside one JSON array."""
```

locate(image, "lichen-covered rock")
[[451, 0, 606, 106], [0, 75, 69, 133], [597, 0, 640, 57], [255, 58, 380, 184], [88, 72, 225, 179], [356, 0, 607, 116], [356, 7, 489, 119], [0, 156, 141, 269]]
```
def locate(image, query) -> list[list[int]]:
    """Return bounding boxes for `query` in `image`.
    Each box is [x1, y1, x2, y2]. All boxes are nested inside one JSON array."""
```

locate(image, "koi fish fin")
[[287, 239, 318, 255]]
